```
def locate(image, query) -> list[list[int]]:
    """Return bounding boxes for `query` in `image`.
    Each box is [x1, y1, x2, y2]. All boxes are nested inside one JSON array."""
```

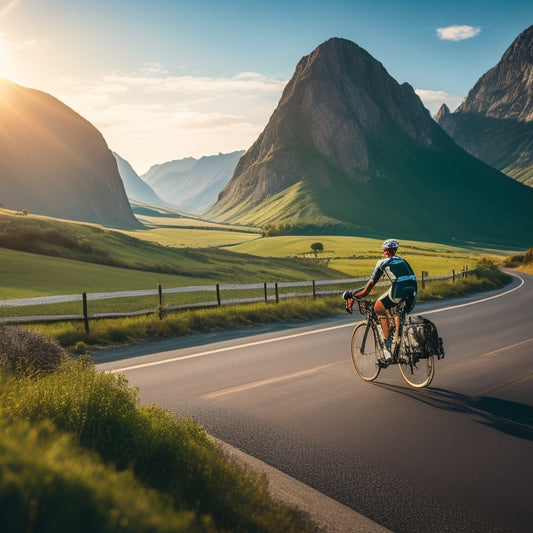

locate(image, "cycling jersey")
[[371, 255, 417, 311]]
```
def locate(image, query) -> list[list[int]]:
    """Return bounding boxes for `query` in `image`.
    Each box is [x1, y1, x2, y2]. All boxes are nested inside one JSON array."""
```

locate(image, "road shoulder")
[[213, 437, 392, 533]]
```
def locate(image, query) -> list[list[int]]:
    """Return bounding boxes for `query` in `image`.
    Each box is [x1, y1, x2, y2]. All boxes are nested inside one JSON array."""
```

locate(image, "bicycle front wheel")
[[399, 355, 435, 388], [351, 321, 381, 381]]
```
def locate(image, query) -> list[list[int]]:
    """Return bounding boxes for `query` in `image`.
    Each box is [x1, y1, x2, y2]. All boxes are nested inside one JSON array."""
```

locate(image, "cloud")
[[415, 89, 463, 116], [436, 25, 481, 41], [51, 67, 287, 173]]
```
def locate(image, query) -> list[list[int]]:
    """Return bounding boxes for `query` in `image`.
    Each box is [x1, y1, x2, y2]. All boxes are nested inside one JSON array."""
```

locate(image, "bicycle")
[[348, 296, 435, 388]]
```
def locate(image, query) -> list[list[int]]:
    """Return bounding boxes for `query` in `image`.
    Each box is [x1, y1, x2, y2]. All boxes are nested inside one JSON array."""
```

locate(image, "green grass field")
[[223, 235, 507, 277], [0, 207, 518, 313]]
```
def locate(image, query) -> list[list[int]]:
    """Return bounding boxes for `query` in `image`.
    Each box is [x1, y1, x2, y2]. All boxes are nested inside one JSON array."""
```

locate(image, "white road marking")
[[110, 323, 350, 373], [110, 273, 525, 374], [202, 362, 342, 398], [422, 272, 524, 315]]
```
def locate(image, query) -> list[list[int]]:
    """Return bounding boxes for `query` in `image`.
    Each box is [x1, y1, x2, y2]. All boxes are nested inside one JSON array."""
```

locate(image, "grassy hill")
[[223, 235, 506, 277], [0, 209, 345, 301]]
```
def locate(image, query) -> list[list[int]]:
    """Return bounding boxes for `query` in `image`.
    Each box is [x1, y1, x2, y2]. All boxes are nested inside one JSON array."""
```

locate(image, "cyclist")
[[344, 239, 417, 361]]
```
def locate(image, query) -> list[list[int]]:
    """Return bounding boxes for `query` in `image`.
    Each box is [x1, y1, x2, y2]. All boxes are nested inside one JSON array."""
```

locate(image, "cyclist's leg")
[[374, 289, 395, 339]]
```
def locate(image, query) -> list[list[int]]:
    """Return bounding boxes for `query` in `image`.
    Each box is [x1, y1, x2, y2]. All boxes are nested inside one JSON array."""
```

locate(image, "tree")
[[310, 242, 324, 259]]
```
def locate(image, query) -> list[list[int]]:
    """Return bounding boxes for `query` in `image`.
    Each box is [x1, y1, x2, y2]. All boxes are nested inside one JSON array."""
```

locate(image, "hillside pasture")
[[223, 235, 505, 277]]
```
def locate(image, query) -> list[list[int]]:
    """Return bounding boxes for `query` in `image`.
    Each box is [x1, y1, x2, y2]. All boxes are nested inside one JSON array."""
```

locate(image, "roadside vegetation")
[[502, 247, 533, 273], [0, 329, 316, 532], [29, 259, 511, 351]]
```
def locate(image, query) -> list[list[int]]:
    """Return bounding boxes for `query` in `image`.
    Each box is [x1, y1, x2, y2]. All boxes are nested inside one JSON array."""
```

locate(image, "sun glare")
[[0, 36, 13, 78]]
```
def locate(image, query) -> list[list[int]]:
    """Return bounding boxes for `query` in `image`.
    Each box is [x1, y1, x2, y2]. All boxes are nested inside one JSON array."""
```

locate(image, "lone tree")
[[310, 242, 324, 259]]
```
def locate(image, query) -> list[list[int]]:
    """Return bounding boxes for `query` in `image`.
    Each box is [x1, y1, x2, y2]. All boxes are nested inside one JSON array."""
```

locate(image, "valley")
[[0, 206, 508, 304]]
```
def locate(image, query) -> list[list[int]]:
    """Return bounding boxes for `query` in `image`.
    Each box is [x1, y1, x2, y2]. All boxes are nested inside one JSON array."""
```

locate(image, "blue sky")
[[1, 0, 532, 173]]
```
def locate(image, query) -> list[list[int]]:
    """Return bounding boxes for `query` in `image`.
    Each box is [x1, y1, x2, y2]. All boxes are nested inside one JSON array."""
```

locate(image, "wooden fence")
[[0, 267, 471, 331]]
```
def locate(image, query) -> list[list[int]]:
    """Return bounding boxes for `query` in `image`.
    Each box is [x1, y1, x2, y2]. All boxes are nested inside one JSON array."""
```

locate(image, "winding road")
[[96, 271, 533, 533]]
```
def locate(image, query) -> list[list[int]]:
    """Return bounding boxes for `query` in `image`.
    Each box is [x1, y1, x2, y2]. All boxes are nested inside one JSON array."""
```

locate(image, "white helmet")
[[382, 239, 399, 250]]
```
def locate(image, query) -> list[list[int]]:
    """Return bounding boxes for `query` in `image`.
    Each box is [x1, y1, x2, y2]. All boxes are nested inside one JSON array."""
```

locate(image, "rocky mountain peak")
[[433, 103, 450, 122], [455, 24, 533, 121], [214, 37, 438, 211], [209, 36, 533, 247]]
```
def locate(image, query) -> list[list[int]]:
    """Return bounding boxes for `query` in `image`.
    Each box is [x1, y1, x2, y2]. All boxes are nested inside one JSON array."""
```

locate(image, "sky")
[[0, 1, 532, 175]]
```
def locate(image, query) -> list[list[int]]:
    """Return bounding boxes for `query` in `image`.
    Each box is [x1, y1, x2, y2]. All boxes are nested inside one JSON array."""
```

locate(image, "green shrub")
[[0, 360, 315, 532], [0, 417, 204, 533], [473, 258, 512, 286], [0, 325, 68, 377]]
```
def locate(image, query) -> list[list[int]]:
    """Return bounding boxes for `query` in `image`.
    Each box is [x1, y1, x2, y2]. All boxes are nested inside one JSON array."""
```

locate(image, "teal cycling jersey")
[[370, 255, 417, 302]]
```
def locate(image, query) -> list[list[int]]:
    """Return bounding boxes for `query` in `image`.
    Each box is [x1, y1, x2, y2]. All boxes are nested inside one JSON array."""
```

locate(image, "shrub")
[[0, 359, 316, 532], [473, 258, 511, 286], [502, 247, 533, 267], [0, 325, 68, 377], [0, 417, 204, 533]]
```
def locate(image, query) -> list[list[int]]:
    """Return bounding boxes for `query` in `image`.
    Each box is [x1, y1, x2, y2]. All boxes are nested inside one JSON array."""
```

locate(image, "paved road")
[[96, 271, 533, 533]]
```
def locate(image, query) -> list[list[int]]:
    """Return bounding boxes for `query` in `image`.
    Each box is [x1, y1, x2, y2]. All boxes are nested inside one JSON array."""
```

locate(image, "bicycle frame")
[[350, 297, 435, 388], [355, 298, 405, 359]]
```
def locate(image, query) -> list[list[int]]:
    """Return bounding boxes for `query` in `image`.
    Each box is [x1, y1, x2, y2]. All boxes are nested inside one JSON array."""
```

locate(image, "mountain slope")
[[143, 151, 245, 214], [435, 24, 533, 187], [207, 38, 533, 248], [0, 78, 139, 228], [113, 152, 167, 207]]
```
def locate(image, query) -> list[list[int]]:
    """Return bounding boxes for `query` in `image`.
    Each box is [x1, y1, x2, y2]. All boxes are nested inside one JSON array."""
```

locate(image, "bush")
[[502, 247, 533, 267], [473, 258, 512, 286], [0, 417, 204, 533], [0, 325, 68, 377], [0, 359, 315, 532]]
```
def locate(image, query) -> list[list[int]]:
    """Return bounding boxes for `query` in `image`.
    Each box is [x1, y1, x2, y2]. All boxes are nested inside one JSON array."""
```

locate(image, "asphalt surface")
[[95, 271, 533, 532]]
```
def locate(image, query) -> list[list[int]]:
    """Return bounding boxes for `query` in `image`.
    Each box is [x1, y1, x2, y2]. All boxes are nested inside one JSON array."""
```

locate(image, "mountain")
[[0, 78, 139, 228], [112, 152, 167, 207], [142, 151, 245, 214], [207, 37, 533, 248], [435, 25, 533, 187]]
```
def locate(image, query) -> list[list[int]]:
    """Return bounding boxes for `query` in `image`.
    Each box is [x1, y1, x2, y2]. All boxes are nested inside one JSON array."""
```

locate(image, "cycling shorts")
[[378, 284, 417, 313]]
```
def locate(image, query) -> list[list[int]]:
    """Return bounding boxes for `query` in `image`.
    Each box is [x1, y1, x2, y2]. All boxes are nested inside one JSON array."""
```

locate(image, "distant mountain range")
[[435, 24, 533, 187], [112, 152, 167, 207], [141, 151, 245, 214], [0, 78, 139, 228], [207, 37, 533, 248]]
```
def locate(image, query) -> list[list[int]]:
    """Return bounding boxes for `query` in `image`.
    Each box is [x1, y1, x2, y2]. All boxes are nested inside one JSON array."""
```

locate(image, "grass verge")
[[0, 358, 316, 532]]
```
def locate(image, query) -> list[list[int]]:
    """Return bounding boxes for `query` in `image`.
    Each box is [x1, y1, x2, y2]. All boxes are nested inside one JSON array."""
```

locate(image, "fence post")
[[312, 280, 316, 298], [157, 284, 163, 319], [264, 282, 268, 304], [275, 282, 279, 303], [216, 284, 221, 307], [421, 271, 428, 289], [82, 292, 89, 334], [452, 269, 455, 283]]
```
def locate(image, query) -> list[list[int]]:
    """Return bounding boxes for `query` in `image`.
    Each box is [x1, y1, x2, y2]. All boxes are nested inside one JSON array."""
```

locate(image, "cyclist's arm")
[[354, 279, 376, 298], [355, 260, 385, 298]]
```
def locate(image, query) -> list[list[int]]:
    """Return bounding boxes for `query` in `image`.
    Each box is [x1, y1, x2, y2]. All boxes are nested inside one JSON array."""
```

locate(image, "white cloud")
[[415, 89, 463, 116], [436, 25, 481, 41], [50, 67, 287, 174]]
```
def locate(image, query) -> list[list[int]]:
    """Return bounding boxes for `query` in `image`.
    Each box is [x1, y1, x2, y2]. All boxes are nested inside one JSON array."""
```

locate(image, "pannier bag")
[[402, 315, 445, 360]]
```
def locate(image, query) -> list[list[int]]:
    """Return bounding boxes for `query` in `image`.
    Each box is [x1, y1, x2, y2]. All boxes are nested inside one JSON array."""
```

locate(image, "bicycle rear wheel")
[[399, 354, 435, 388], [351, 321, 381, 381]]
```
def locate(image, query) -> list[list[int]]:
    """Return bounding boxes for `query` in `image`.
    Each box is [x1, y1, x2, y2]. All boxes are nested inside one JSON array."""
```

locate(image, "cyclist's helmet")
[[382, 239, 400, 251]]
